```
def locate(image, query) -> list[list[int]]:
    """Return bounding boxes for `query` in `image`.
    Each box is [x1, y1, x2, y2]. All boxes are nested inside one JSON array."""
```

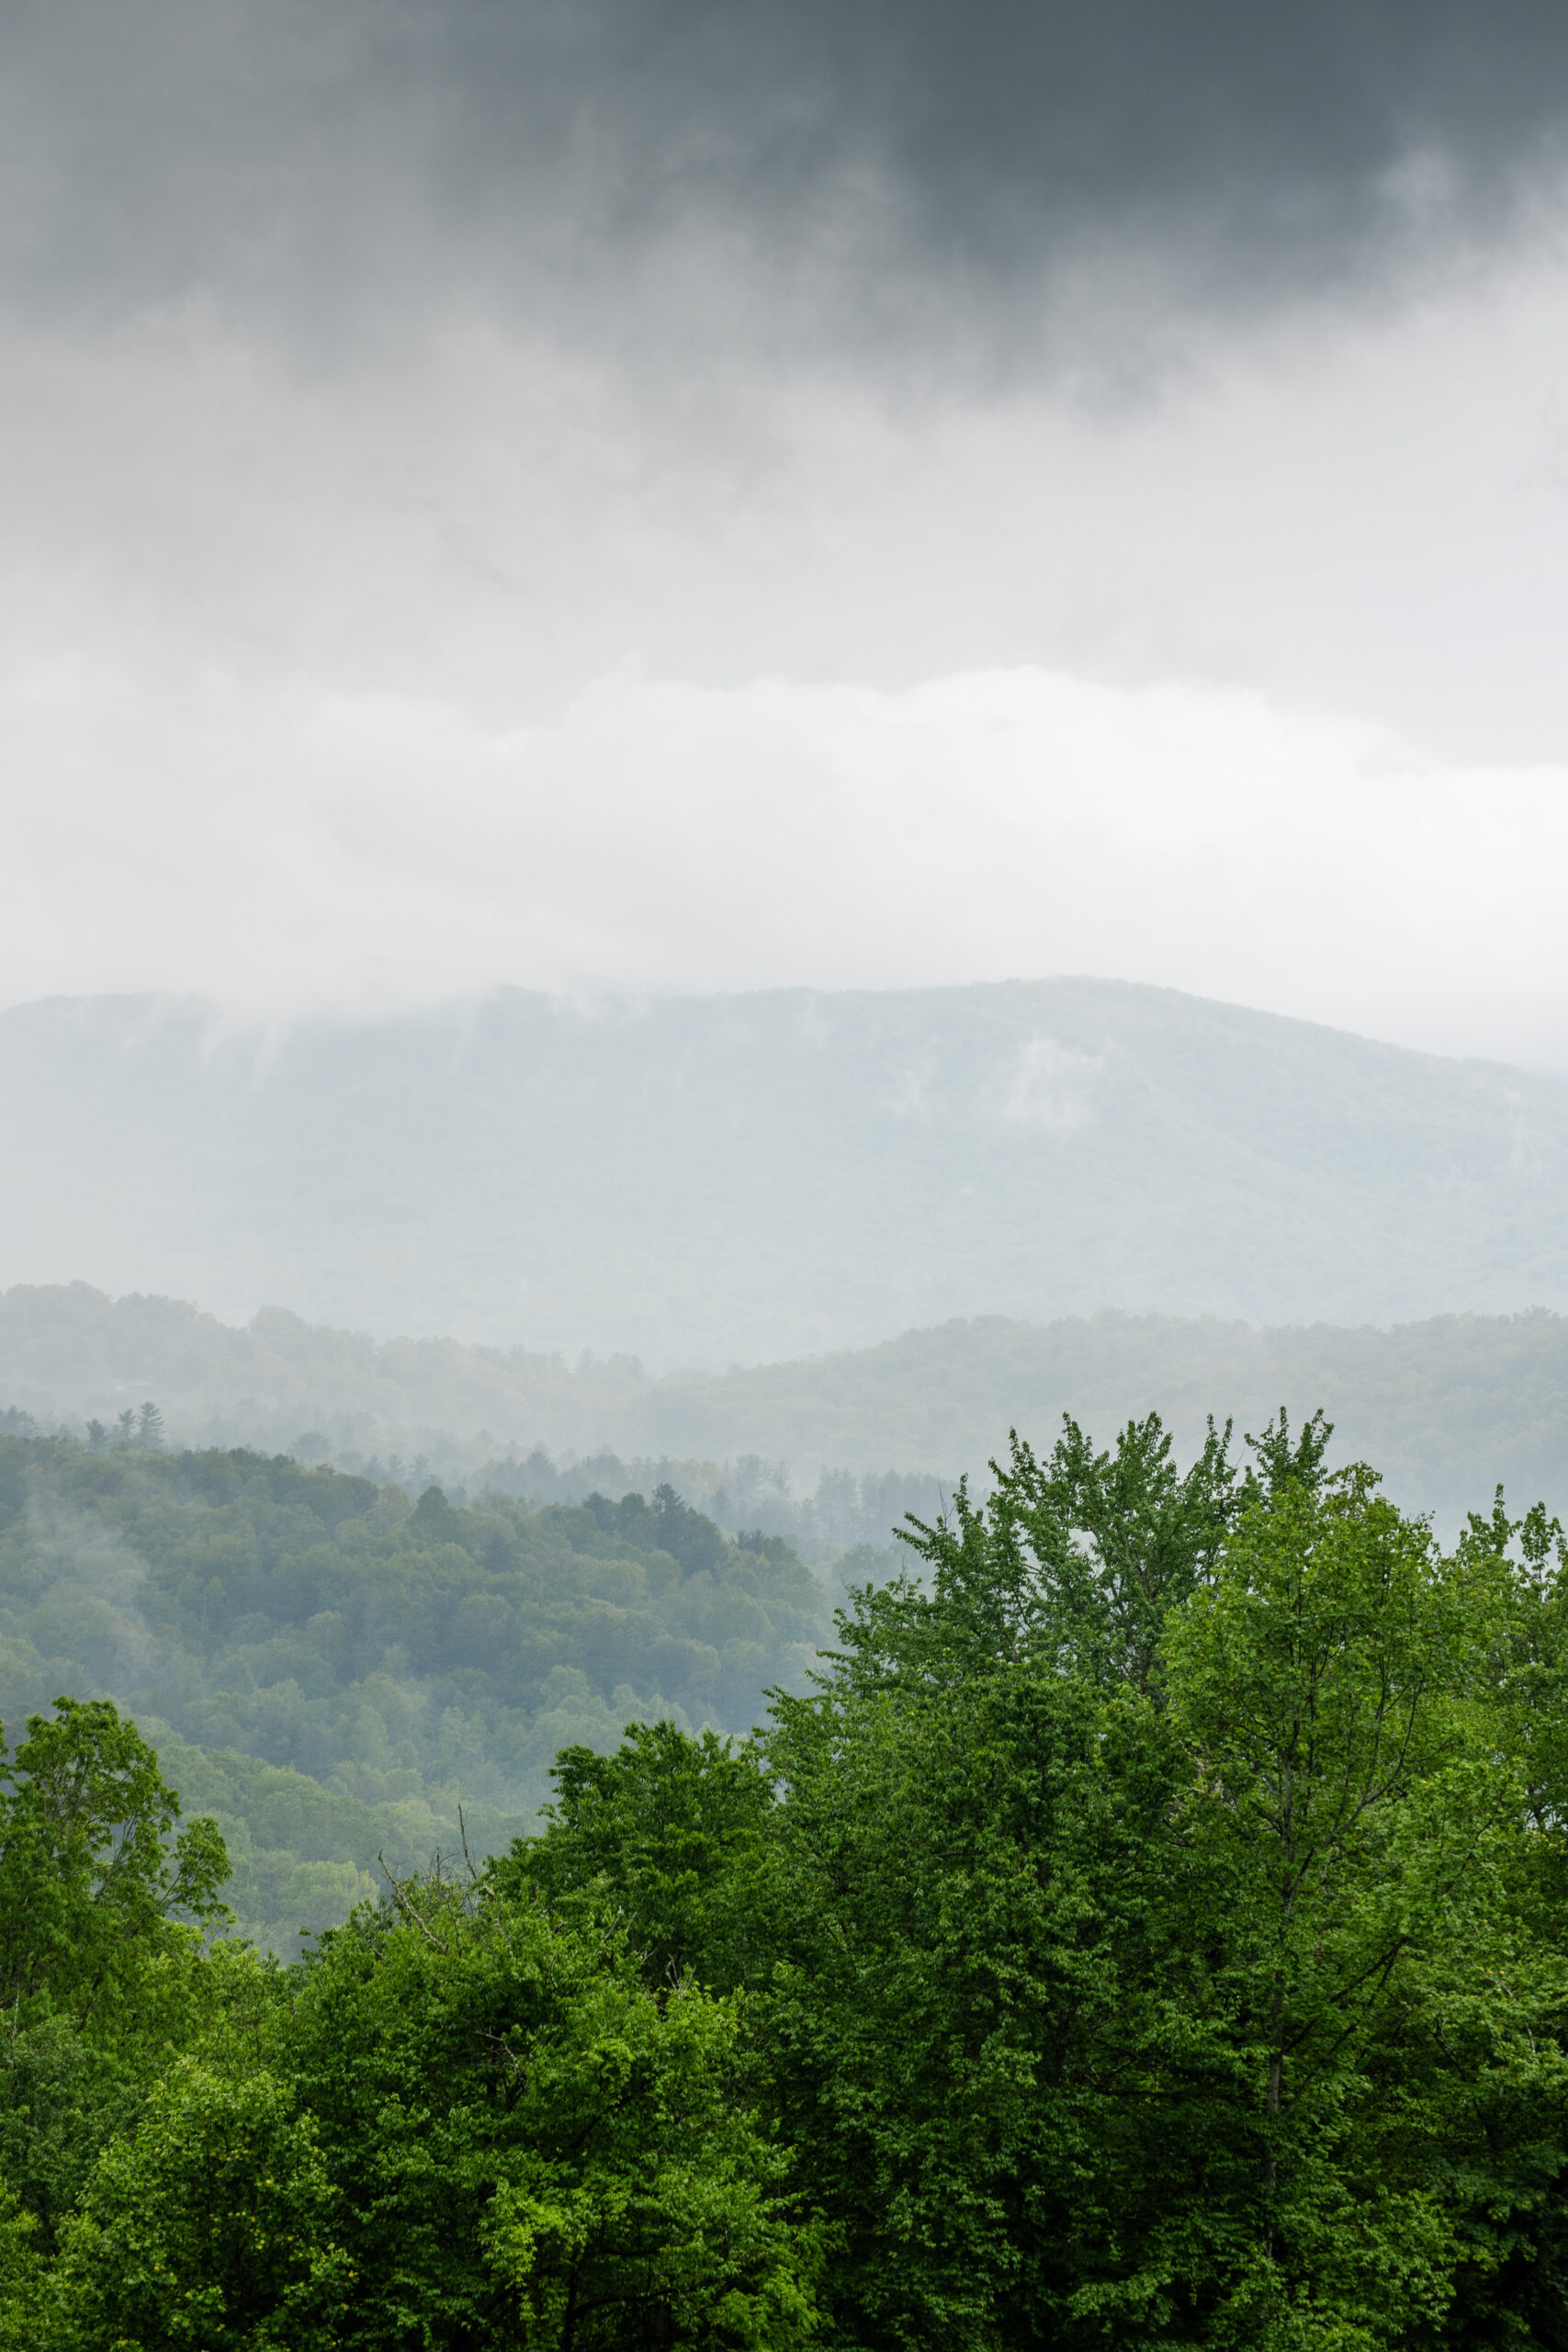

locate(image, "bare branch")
[[377, 1850, 447, 1952]]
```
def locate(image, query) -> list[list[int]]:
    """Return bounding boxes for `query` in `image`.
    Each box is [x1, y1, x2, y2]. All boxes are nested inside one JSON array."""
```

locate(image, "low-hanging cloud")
[[6, 654, 1568, 1071], [6, 4, 1568, 1069]]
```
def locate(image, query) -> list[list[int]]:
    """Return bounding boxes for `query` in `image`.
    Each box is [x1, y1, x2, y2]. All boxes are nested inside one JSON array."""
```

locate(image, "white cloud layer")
[[5, 650, 1567, 1069], [5, 204, 1568, 1067]]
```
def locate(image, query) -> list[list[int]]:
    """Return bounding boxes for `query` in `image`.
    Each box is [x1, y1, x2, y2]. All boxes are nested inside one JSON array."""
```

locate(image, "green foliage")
[[1156, 1431, 1558, 2346], [9, 1407, 1568, 2349], [0, 1430, 829, 1947], [279, 1875, 821, 2348], [764, 1659, 1183, 2346], [50, 2058, 350, 2351], [0, 2179, 40, 2352], [895, 1408, 1239, 1692], [498, 1719, 777, 1993], [0, 1696, 229, 2018], [0, 1698, 232, 2247], [741, 1414, 1568, 2349]]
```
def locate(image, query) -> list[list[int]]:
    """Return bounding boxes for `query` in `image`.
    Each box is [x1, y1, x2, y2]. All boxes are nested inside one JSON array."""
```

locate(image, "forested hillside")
[[0, 1432, 828, 1951], [11, 1282, 1568, 1532], [649, 1307, 1568, 1526], [6, 979, 1568, 1361], [6, 1409, 1568, 2346]]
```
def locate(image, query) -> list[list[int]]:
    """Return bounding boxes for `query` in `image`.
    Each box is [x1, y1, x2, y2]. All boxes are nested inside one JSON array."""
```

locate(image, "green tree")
[[752, 1412, 1235, 2346], [1157, 1428, 1556, 2345], [758, 1414, 1568, 2349], [885, 1408, 1238, 1698], [0, 2178, 40, 2352], [498, 1719, 777, 1993], [0, 1697, 230, 2022], [48, 2057, 349, 2351], [0, 1699, 231, 2244], [764, 1652, 1191, 2347], [276, 1871, 821, 2349]]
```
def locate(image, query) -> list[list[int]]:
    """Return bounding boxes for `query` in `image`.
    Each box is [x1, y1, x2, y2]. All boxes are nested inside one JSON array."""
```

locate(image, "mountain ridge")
[[7, 1283, 1568, 1532], [4, 978, 1567, 1364]]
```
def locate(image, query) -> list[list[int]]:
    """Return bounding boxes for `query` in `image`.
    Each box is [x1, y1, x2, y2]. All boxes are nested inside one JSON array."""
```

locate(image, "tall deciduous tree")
[[1160, 1426, 1553, 2345], [50, 2058, 350, 2352], [0, 1697, 229, 2023], [0, 1698, 232, 2247], [755, 1413, 1568, 2349], [278, 1871, 822, 2350]]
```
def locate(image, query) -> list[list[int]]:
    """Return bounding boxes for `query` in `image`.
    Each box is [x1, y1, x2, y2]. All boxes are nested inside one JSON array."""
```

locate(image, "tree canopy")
[[6, 1408, 1568, 2347]]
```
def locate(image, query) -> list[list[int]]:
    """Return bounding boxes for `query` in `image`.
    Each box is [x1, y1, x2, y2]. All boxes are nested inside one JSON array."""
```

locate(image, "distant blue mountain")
[[4, 979, 1567, 1365]]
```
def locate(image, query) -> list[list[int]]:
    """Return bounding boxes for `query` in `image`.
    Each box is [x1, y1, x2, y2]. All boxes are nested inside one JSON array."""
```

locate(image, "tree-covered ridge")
[[0, 1434, 829, 1950], [7, 1405, 1568, 2346], [22, 1283, 1568, 1541]]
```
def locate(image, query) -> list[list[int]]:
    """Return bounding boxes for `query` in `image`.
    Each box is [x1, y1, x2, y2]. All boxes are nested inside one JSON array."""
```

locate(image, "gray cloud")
[[6, 2, 1568, 370], [7, 0, 1568, 1044]]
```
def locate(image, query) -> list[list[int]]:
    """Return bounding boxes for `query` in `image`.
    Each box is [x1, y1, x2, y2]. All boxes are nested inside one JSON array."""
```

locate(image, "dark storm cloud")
[[5, 0, 1568, 358]]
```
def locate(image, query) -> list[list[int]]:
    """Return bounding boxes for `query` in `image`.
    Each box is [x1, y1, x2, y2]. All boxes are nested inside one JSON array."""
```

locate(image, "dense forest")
[[6, 1407, 1568, 2346], [0, 1431, 830, 1951]]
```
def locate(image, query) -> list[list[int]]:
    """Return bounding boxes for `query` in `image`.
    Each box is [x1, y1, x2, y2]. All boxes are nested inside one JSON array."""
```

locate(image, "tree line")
[[5, 1407, 1568, 2345], [0, 1434, 830, 1948]]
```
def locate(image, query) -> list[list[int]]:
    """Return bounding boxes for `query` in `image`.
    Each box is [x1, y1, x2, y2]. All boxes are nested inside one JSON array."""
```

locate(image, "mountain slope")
[[4, 980, 1567, 1363], [6, 1286, 1568, 1532]]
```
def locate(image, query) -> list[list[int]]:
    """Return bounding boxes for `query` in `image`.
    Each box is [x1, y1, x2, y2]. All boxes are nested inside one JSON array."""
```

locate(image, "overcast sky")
[[6, 1, 1568, 1064]]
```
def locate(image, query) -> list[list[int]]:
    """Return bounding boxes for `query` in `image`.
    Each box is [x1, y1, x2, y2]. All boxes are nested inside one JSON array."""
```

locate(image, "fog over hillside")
[[8, 1283, 1568, 1541], [6, 979, 1568, 1367]]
